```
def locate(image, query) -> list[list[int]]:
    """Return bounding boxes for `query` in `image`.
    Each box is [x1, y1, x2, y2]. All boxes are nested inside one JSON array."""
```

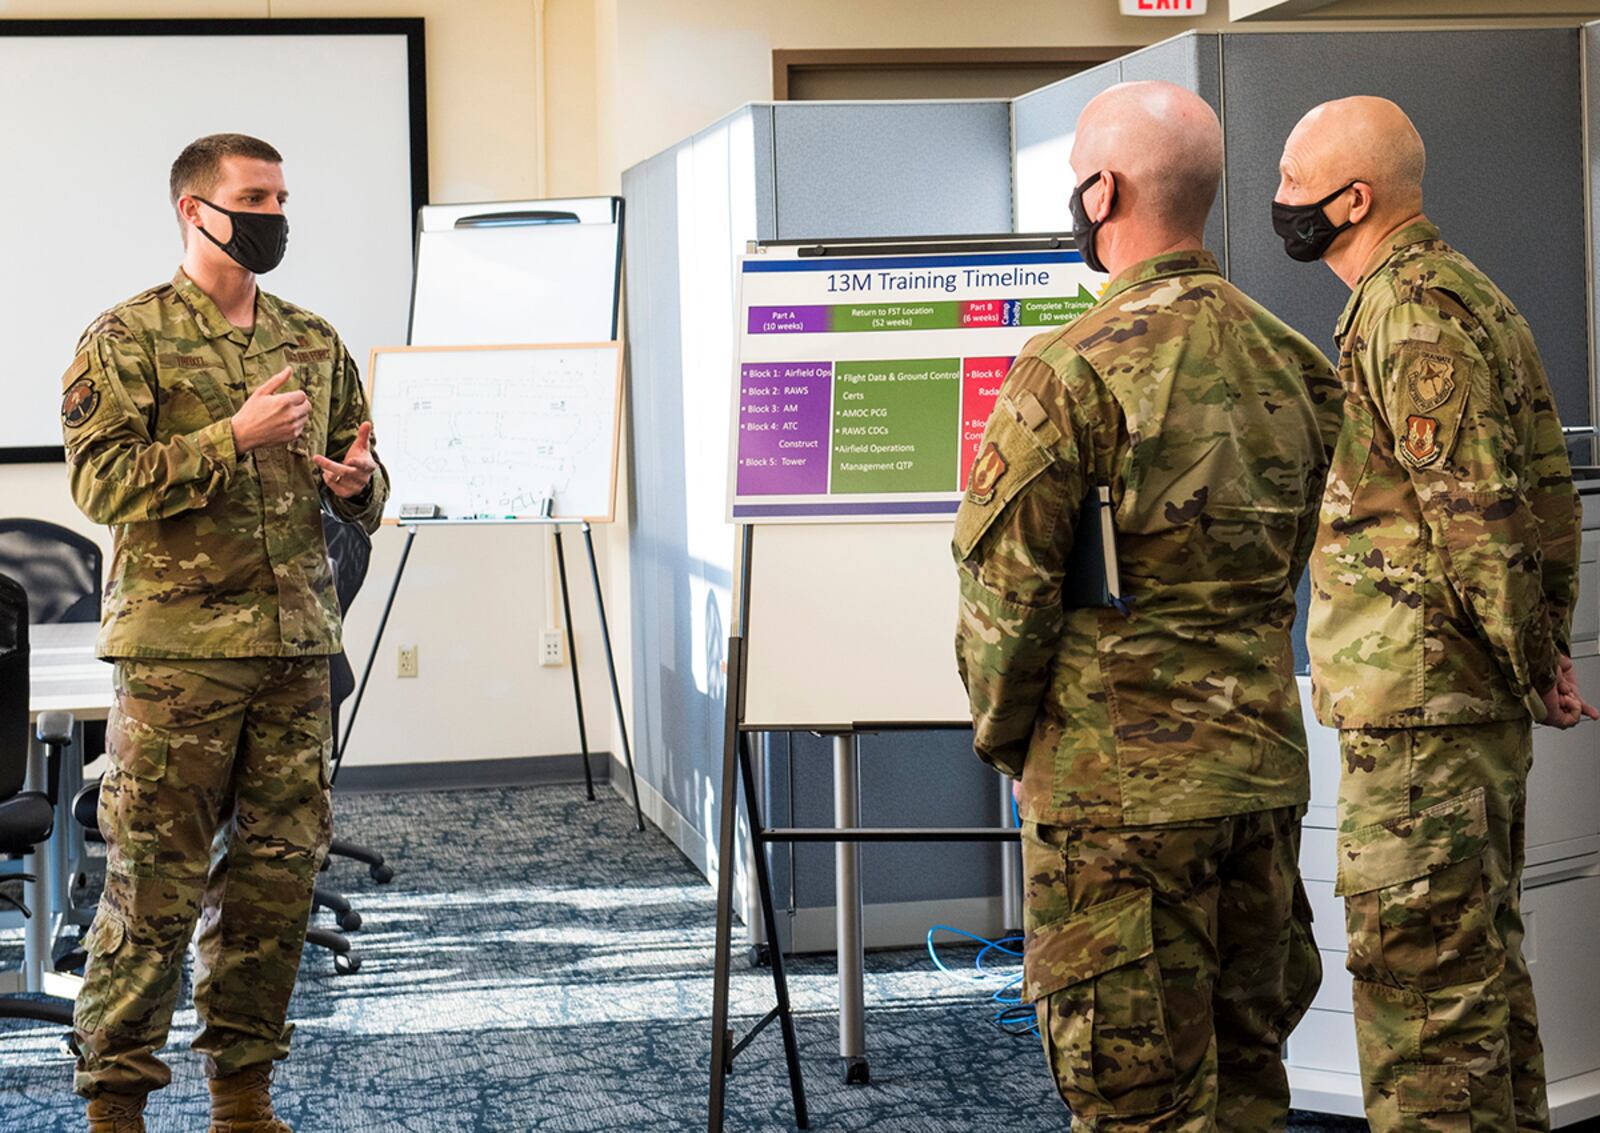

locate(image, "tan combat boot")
[[86, 1090, 147, 1133], [207, 1066, 293, 1133]]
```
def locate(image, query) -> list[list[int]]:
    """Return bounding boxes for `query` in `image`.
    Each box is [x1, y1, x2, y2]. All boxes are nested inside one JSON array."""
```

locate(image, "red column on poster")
[[959, 357, 1011, 489]]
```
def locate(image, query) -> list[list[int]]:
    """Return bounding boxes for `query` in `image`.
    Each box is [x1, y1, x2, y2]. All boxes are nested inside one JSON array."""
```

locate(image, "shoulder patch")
[[968, 442, 1009, 502], [62, 375, 99, 429], [1404, 347, 1457, 413], [1402, 414, 1440, 466]]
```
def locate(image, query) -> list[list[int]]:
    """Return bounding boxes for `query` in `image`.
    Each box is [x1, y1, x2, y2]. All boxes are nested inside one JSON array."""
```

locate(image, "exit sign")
[[1121, 0, 1207, 13]]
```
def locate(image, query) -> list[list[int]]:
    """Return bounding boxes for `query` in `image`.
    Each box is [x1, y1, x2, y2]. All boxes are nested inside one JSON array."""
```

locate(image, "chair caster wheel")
[[334, 953, 361, 975], [842, 1056, 869, 1085], [338, 910, 363, 932], [747, 943, 771, 968], [370, 864, 393, 884]]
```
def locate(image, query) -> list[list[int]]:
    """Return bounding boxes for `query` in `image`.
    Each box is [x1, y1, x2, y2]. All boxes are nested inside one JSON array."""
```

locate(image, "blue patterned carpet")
[[0, 784, 1381, 1131]]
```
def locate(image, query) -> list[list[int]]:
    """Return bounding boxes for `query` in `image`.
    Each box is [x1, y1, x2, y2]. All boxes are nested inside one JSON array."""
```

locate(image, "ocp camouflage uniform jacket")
[[61, 269, 388, 661], [1307, 220, 1580, 728], [954, 250, 1343, 827]]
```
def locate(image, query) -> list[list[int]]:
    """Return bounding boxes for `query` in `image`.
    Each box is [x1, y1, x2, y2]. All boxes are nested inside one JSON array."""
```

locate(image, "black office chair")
[[319, 510, 393, 882], [0, 572, 76, 1027], [298, 507, 390, 977], [0, 520, 102, 626], [0, 518, 108, 904]]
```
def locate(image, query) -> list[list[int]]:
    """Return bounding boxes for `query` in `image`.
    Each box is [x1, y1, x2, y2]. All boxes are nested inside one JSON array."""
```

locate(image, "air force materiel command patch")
[[968, 442, 1009, 501], [1405, 349, 1456, 412], [1403, 414, 1440, 466], [61, 376, 99, 429]]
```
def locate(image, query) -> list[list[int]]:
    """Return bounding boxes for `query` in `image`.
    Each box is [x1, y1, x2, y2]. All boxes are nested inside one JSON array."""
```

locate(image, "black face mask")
[[1271, 181, 1358, 263], [1069, 170, 1113, 274], [193, 196, 289, 274]]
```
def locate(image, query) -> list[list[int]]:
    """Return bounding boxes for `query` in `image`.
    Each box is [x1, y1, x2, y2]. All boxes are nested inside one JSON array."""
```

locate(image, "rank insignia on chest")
[[969, 442, 1009, 500], [1405, 349, 1456, 412], [1403, 414, 1440, 466], [61, 376, 99, 428]]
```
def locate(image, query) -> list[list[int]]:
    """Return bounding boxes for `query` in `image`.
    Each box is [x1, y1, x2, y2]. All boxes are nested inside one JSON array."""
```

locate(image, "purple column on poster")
[[747, 305, 831, 334], [737, 362, 832, 496]]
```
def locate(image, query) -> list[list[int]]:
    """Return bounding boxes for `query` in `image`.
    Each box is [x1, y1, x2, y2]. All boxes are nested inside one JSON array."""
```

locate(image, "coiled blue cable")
[[925, 924, 1038, 1038]]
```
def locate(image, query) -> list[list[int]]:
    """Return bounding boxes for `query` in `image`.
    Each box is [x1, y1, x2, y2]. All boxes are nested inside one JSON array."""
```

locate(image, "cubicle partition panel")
[[1589, 20, 1600, 437], [622, 105, 771, 886], [623, 99, 1017, 947]]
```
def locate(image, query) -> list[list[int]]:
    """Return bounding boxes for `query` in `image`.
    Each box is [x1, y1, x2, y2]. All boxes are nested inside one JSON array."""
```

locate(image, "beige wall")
[[5, 0, 1596, 771]]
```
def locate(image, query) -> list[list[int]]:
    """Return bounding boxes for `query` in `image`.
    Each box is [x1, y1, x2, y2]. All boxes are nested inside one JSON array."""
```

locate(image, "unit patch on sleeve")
[[1404, 349, 1456, 413], [1403, 414, 1440, 466], [61, 376, 99, 429], [968, 442, 1009, 501]]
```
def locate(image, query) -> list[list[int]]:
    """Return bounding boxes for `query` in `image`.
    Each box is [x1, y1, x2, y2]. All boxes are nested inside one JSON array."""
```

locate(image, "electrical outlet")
[[398, 644, 419, 678], [541, 630, 564, 667]]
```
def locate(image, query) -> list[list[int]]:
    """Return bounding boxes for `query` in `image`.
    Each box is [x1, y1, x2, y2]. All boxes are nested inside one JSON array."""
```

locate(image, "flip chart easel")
[[708, 234, 1099, 1131], [337, 340, 642, 831]]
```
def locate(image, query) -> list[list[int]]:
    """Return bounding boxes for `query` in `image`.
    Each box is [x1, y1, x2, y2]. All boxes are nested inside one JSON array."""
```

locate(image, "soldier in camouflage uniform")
[[955, 82, 1341, 1131], [62, 134, 388, 1133], [1277, 97, 1592, 1133]]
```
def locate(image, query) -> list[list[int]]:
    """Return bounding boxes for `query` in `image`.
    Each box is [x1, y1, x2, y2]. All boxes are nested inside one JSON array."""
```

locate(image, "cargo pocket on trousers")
[[1396, 1061, 1473, 1126], [75, 911, 127, 1034], [108, 708, 169, 783], [1025, 887, 1176, 1119], [1277, 877, 1322, 1040], [1336, 788, 1494, 990], [103, 708, 171, 873]]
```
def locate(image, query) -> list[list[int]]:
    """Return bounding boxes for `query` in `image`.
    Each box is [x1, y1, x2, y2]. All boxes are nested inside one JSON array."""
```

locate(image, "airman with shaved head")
[[1277, 96, 1593, 1133], [955, 80, 1341, 1130]]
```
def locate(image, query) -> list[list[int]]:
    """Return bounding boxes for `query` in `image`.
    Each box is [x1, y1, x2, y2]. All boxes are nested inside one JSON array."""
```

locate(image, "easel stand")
[[705, 525, 1021, 1132], [338, 517, 643, 833]]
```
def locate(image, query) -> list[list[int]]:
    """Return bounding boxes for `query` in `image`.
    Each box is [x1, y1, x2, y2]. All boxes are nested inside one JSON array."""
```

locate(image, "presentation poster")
[[728, 247, 1102, 522]]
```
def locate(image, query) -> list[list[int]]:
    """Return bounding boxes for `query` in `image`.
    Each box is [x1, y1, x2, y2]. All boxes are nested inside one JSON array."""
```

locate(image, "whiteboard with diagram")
[[367, 342, 624, 523]]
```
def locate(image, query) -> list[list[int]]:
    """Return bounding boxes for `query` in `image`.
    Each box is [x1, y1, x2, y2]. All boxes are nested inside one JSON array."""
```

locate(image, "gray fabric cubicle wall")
[[623, 100, 1017, 948]]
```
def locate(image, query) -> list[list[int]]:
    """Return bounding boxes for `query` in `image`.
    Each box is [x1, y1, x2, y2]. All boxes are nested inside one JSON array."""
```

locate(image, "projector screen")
[[0, 19, 426, 459]]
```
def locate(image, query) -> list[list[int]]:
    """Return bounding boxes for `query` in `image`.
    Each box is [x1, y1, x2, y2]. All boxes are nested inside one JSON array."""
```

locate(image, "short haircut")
[[169, 133, 283, 206]]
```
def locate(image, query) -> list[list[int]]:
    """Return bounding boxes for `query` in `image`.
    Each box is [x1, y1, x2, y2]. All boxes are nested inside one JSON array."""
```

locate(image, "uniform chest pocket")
[[953, 398, 1060, 562], [155, 368, 234, 439]]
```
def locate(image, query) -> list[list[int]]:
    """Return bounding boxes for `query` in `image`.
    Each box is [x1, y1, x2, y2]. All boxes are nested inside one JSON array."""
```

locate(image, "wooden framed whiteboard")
[[367, 342, 624, 524]]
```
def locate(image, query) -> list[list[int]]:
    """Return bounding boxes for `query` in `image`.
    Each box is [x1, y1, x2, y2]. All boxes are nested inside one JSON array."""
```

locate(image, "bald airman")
[[1277, 96, 1593, 1133], [955, 81, 1340, 1131]]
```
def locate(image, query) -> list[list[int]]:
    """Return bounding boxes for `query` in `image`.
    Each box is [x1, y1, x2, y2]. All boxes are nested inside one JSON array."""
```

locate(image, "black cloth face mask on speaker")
[[1070, 169, 1113, 274], [193, 197, 289, 274], [1271, 181, 1358, 263]]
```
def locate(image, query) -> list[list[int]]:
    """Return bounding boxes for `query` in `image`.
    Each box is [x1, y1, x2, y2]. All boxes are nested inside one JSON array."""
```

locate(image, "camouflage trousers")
[[1021, 805, 1320, 1131], [1336, 720, 1547, 1132], [73, 657, 334, 1099]]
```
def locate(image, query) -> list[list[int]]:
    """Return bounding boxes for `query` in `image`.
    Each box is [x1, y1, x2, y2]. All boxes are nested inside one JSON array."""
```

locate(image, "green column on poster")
[[831, 358, 961, 494]]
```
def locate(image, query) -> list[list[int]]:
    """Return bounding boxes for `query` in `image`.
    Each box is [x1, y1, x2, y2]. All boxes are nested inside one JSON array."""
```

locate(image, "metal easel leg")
[[552, 528, 596, 801], [336, 525, 417, 777], [738, 733, 809, 1129], [582, 523, 644, 833], [834, 733, 868, 1085], [708, 636, 744, 1133]]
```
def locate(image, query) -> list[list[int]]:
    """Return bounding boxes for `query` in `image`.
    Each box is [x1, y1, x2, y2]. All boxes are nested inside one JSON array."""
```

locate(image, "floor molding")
[[335, 752, 612, 793]]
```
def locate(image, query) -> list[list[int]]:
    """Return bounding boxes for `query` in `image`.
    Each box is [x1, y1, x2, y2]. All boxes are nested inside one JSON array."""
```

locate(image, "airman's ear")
[[1347, 181, 1374, 227], [1094, 171, 1118, 223]]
